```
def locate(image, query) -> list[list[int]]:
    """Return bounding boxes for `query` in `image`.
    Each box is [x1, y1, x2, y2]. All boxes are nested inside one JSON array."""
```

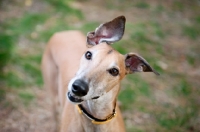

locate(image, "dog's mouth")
[[67, 92, 101, 104], [67, 92, 83, 103]]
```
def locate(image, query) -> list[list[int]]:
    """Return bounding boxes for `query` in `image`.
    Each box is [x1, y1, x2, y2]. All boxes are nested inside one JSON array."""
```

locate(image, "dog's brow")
[[109, 61, 119, 69]]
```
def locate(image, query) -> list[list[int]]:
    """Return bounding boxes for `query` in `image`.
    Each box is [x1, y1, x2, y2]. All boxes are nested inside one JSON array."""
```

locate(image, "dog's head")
[[67, 16, 159, 104]]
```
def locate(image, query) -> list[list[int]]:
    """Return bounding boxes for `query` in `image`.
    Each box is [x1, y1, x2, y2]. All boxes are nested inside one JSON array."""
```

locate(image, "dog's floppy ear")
[[125, 53, 160, 75], [87, 16, 126, 46]]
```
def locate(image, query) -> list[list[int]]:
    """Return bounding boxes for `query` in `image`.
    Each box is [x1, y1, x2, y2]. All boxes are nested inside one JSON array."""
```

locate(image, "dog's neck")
[[82, 85, 120, 120]]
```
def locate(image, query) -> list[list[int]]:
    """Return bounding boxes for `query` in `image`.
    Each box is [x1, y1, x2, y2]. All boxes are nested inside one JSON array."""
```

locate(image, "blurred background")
[[0, 0, 200, 131]]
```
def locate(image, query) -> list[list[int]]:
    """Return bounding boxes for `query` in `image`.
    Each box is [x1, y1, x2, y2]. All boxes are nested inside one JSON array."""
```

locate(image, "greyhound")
[[41, 16, 159, 132]]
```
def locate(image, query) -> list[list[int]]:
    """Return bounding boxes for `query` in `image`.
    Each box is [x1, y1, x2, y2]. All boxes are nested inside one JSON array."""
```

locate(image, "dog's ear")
[[87, 16, 126, 46], [125, 53, 160, 75]]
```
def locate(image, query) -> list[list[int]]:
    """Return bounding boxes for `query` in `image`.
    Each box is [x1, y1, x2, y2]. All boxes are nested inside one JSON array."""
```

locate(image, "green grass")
[[182, 15, 200, 40], [112, 41, 128, 54], [154, 5, 164, 14], [127, 127, 144, 132], [10, 13, 48, 37], [166, 75, 193, 97], [9, 54, 43, 87], [182, 24, 200, 40], [0, 0, 84, 90], [127, 75, 151, 97], [40, 22, 70, 42], [0, 89, 6, 102], [0, 33, 13, 70], [135, 2, 149, 9], [119, 86, 136, 110], [127, 22, 164, 55], [19, 91, 35, 106], [156, 77, 199, 131], [119, 75, 151, 110], [186, 53, 195, 66], [81, 22, 100, 34], [174, 79, 191, 96], [156, 106, 196, 131], [195, 16, 200, 23], [0, 0, 85, 111], [186, 46, 200, 66], [150, 22, 165, 39], [46, 0, 83, 19], [6, 72, 27, 88], [172, 1, 184, 11], [129, 23, 150, 44], [0, 25, 14, 101], [10, 12, 67, 42]]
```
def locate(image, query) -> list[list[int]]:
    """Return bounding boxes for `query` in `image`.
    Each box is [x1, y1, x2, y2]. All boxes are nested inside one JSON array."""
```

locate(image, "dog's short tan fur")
[[42, 16, 158, 132]]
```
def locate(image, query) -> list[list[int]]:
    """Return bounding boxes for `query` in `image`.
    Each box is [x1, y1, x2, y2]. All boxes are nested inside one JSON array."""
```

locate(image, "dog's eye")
[[85, 51, 92, 60], [108, 68, 119, 76]]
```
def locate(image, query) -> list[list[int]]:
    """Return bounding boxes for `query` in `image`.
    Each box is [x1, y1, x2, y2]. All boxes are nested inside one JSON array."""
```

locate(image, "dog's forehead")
[[90, 43, 118, 56], [88, 43, 125, 67], [89, 43, 112, 52]]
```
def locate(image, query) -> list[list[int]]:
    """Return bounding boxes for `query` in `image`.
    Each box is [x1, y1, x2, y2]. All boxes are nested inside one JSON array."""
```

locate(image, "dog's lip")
[[67, 92, 83, 103], [91, 96, 100, 100]]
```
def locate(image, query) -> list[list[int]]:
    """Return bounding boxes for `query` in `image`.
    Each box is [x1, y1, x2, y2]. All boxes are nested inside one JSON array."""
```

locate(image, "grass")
[[172, 1, 184, 11], [127, 22, 164, 55], [182, 24, 200, 40], [186, 46, 200, 66], [119, 75, 151, 111], [112, 41, 128, 54], [127, 75, 151, 97], [46, 0, 83, 19], [156, 106, 196, 131], [127, 127, 144, 132], [0, 0, 80, 105], [13, 13, 48, 35], [119, 86, 136, 110], [0, 26, 14, 102], [154, 5, 164, 14], [175, 79, 191, 96], [19, 91, 35, 106], [135, 2, 149, 9], [0, 89, 6, 102], [186, 53, 195, 66], [182, 15, 200, 40], [182, 19, 200, 40], [0, 34, 13, 70], [0, 0, 84, 91], [6, 72, 26, 88], [81, 22, 100, 34], [195, 16, 200, 23]]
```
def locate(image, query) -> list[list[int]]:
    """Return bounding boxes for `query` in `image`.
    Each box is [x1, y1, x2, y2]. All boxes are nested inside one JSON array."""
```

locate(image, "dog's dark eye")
[[108, 68, 119, 76], [85, 51, 92, 60]]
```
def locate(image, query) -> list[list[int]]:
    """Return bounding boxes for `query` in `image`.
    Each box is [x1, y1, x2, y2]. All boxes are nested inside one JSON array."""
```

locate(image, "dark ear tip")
[[119, 15, 126, 19], [153, 70, 160, 76], [115, 16, 126, 22]]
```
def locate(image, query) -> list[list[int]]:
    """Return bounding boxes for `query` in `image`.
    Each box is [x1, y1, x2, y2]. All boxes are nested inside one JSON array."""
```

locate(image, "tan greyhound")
[[41, 16, 159, 132]]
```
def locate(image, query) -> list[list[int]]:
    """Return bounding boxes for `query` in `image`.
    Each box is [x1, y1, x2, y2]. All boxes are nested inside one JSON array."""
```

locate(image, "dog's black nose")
[[72, 79, 89, 97]]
